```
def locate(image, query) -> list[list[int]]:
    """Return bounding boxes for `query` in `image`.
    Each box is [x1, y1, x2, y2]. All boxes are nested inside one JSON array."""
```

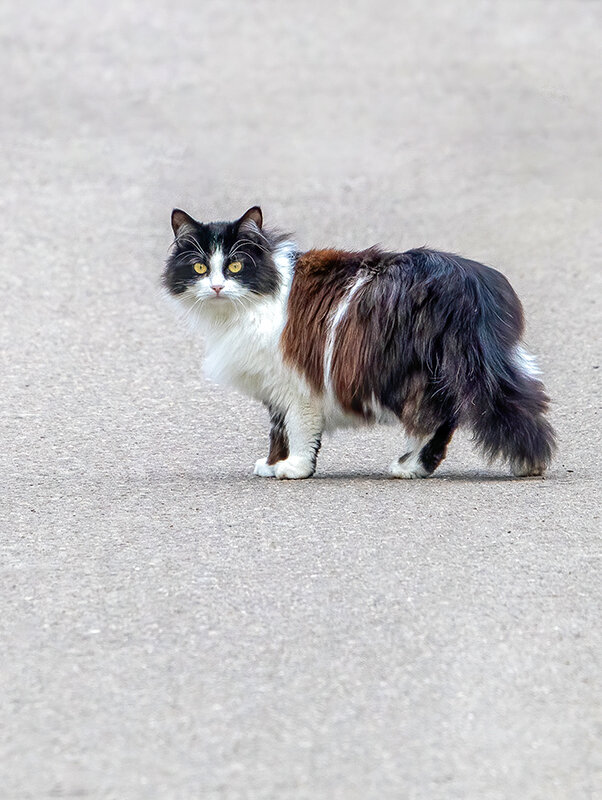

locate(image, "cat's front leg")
[[273, 401, 323, 480], [254, 405, 289, 477]]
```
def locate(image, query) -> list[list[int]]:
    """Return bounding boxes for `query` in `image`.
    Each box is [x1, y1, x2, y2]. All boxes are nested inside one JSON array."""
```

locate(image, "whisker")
[[232, 238, 273, 257], [230, 250, 258, 270], [180, 293, 205, 324], [175, 234, 209, 260]]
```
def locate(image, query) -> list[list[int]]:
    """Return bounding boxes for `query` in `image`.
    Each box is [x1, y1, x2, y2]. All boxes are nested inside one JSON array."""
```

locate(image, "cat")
[[162, 206, 556, 480]]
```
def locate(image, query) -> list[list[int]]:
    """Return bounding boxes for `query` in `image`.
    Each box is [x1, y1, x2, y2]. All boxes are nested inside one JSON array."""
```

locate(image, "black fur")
[[418, 418, 457, 474], [266, 405, 289, 465]]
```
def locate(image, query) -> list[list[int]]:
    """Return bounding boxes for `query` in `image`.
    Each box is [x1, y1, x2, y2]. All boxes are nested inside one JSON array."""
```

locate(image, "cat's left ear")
[[237, 206, 263, 232]]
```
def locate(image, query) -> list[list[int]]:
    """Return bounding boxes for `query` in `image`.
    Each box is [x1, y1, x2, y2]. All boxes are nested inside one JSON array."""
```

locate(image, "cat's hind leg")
[[390, 433, 431, 479], [254, 405, 289, 477], [390, 420, 456, 479]]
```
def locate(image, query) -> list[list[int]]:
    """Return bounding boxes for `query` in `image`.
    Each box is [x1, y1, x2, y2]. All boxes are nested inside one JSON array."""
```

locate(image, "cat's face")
[[163, 206, 282, 313]]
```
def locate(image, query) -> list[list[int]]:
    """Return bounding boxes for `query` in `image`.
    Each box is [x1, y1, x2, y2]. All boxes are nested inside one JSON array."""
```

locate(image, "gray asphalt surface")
[[2, 1, 601, 798]]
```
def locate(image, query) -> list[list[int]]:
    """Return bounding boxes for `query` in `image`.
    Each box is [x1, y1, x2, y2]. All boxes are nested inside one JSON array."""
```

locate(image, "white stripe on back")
[[323, 273, 369, 394]]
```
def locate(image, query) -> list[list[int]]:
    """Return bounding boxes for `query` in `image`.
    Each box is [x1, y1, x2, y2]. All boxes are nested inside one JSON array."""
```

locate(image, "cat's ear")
[[237, 206, 263, 232], [171, 209, 196, 237]]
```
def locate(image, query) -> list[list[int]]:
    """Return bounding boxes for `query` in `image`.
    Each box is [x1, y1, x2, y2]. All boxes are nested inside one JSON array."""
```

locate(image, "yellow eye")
[[228, 261, 243, 274], [193, 263, 207, 274]]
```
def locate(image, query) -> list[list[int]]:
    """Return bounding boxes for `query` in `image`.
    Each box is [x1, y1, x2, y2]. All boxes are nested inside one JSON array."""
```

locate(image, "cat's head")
[[163, 206, 288, 317]]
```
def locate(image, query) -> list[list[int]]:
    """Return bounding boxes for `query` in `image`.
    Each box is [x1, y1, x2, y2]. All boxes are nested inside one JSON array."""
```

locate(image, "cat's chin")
[[194, 294, 241, 316]]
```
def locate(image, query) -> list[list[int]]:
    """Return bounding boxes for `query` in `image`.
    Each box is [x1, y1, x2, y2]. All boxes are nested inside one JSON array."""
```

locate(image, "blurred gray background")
[[1, 0, 601, 798]]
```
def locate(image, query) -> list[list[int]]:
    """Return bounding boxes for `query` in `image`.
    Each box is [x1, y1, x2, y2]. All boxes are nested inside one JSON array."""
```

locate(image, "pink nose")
[[211, 285, 223, 295]]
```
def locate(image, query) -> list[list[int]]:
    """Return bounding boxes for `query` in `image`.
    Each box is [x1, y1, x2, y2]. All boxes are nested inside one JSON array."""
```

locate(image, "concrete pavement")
[[1, 1, 600, 797]]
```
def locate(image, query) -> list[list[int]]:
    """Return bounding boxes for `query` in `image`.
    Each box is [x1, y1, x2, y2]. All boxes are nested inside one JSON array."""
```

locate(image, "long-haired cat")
[[162, 206, 556, 479]]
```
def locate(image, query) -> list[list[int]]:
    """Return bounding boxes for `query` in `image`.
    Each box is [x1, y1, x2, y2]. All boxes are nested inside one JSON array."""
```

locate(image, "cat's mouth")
[[197, 290, 227, 300]]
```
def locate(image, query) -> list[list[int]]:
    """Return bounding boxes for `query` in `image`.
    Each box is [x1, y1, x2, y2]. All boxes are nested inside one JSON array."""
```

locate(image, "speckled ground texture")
[[2, 1, 601, 798]]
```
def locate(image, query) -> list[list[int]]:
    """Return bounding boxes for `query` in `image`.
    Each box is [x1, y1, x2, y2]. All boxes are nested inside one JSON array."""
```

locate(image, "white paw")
[[390, 457, 429, 479], [254, 457, 276, 477], [511, 462, 545, 477], [274, 456, 314, 480]]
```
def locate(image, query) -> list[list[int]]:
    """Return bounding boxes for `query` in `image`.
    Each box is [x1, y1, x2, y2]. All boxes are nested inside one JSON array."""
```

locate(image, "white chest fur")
[[200, 297, 292, 402], [192, 243, 313, 408]]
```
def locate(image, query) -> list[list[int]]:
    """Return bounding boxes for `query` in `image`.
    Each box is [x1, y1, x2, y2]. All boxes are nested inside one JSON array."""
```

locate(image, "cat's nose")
[[211, 285, 224, 295]]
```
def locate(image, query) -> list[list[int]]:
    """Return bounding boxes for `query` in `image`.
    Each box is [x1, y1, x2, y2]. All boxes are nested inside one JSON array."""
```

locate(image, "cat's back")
[[290, 245, 518, 310], [288, 245, 416, 314], [290, 245, 470, 287], [284, 245, 471, 343], [292, 246, 397, 281]]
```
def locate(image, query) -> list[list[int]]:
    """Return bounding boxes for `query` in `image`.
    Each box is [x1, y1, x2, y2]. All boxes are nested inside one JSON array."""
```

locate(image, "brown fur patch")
[[281, 249, 366, 392]]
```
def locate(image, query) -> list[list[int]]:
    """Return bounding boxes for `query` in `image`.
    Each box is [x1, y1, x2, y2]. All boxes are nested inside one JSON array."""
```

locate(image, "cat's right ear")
[[171, 209, 196, 237]]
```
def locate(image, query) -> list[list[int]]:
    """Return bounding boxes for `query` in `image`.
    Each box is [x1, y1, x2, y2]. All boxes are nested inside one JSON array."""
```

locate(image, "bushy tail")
[[469, 348, 557, 476]]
